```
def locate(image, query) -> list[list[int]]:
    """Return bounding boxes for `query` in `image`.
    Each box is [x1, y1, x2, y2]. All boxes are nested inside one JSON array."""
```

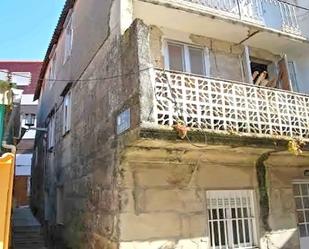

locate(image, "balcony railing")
[[184, 0, 304, 36], [153, 69, 309, 141]]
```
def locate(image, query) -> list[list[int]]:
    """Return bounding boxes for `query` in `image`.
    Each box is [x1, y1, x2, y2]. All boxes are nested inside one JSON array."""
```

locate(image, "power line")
[[0, 68, 152, 83]]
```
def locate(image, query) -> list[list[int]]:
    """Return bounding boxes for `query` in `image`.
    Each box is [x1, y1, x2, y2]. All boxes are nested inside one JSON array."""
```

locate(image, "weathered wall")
[[118, 144, 261, 249], [117, 141, 309, 249], [32, 17, 149, 248]]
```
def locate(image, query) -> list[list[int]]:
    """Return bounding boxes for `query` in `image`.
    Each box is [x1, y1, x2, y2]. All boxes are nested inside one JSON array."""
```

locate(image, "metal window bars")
[[206, 190, 257, 249]]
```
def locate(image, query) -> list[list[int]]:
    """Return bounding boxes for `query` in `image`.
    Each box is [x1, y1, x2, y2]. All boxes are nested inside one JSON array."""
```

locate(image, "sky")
[[0, 0, 66, 60]]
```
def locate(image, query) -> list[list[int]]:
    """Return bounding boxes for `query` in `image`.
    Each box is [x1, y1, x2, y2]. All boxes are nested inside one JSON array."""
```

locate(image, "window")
[[63, 16, 73, 63], [207, 190, 257, 249], [11, 72, 31, 86], [166, 41, 207, 76], [293, 182, 309, 238], [48, 115, 55, 149], [0, 69, 8, 81], [63, 91, 72, 134]]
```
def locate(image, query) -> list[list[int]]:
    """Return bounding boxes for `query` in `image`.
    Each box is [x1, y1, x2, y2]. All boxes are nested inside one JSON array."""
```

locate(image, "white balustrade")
[[182, 0, 302, 35], [153, 69, 309, 141]]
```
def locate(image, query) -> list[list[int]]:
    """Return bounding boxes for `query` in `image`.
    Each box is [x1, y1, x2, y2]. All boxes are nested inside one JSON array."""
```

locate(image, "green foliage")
[[0, 80, 16, 92]]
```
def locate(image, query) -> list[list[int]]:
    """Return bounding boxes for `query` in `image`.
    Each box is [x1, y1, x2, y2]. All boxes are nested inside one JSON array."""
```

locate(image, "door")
[[277, 55, 293, 91], [240, 46, 253, 84], [293, 182, 309, 249]]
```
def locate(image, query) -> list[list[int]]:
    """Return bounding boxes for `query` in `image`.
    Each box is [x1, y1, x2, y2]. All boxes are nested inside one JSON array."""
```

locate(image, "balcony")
[[177, 0, 307, 37], [152, 69, 309, 141]]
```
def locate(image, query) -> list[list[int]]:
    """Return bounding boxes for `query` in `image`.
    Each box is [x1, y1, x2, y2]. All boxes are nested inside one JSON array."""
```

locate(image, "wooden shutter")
[[277, 55, 292, 91], [241, 46, 253, 84]]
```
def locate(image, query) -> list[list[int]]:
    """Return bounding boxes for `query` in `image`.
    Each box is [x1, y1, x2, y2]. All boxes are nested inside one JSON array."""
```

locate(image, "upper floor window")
[[63, 15, 73, 64], [48, 114, 55, 150], [63, 91, 71, 134], [165, 41, 208, 76]]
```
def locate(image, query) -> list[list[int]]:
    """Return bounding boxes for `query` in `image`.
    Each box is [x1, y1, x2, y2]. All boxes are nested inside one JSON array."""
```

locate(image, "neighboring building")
[[0, 61, 42, 207], [31, 1, 309, 249]]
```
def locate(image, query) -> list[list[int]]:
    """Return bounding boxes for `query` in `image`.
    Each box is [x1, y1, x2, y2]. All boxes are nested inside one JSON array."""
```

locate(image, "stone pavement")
[[12, 207, 46, 249]]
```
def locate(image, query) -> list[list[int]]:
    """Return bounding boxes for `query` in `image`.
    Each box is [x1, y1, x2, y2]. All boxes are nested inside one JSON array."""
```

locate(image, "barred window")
[[207, 190, 257, 249]]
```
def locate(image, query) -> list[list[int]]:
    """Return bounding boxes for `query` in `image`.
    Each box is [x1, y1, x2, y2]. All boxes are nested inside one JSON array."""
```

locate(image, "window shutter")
[[277, 55, 292, 91], [240, 46, 253, 84]]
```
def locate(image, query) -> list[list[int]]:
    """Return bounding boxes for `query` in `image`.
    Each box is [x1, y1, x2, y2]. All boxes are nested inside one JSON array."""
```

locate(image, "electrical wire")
[[0, 67, 152, 83]]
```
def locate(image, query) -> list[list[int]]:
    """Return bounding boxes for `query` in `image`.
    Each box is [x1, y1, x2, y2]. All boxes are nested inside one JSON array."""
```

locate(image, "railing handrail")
[[154, 68, 309, 98]]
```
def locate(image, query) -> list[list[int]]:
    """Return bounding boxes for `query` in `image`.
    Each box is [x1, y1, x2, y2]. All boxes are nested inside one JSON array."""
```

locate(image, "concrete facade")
[[32, 1, 309, 249]]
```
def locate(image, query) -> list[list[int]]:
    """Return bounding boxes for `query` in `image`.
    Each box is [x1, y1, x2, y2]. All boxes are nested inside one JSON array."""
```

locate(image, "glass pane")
[[168, 43, 184, 72], [298, 211, 305, 223], [244, 219, 250, 243], [295, 197, 303, 209], [304, 197, 309, 208], [301, 184, 309, 195], [299, 224, 307, 237], [305, 211, 309, 222], [232, 220, 239, 244], [189, 47, 205, 75], [293, 184, 300, 196]]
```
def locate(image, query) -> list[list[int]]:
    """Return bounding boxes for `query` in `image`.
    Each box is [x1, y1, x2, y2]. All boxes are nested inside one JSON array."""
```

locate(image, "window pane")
[[295, 197, 303, 209], [298, 211, 305, 223], [301, 184, 308, 195], [168, 43, 184, 72], [299, 224, 307, 237], [189, 47, 205, 75], [304, 197, 309, 208]]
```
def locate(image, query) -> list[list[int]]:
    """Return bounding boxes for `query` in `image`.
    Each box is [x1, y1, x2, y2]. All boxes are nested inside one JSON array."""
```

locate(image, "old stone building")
[[31, 0, 309, 248]]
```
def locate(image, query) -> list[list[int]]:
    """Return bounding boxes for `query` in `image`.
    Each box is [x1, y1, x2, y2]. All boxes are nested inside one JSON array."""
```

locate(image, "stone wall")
[[32, 18, 149, 249], [116, 140, 309, 249]]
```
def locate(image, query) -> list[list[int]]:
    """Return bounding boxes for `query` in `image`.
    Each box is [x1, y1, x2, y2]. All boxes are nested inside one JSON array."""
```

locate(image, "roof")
[[0, 61, 42, 95], [34, 0, 75, 100]]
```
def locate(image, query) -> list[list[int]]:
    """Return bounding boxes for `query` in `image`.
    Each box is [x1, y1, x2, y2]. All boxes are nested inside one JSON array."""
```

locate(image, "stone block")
[[211, 39, 231, 53], [189, 34, 212, 48], [119, 213, 181, 241], [144, 189, 204, 213], [196, 164, 256, 188], [181, 214, 206, 238]]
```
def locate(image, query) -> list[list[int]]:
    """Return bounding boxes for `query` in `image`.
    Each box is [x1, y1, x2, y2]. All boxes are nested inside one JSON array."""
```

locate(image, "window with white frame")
[[48, 115, 55, 149], [293, 182, 309, 238], [11, 72, 31, 86], [206, 190, 257, 249], [63, 15, 73, 63], [63, 91, 71, 134], [165, 41, 208, 76]]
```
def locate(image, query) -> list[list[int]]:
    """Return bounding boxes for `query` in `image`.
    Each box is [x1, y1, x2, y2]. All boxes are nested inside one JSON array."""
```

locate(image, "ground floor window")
[[206, 190, 257, 249], [293, 182, 309, 237]]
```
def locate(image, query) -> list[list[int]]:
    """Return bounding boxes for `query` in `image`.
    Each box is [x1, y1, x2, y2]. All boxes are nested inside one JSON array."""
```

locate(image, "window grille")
[[293, 182, 309, 238], [206, 190, 257, 249]]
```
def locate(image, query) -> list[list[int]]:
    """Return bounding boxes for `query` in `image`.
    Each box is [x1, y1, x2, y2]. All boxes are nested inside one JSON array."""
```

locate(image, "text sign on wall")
[[117, 108, 130, 135]]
